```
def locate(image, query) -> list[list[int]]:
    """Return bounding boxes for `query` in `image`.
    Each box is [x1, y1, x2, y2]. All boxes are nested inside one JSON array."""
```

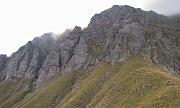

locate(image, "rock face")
[[5, 33, 55, 80], [0, 54, 7, 81], [0, 54, 7, 72], [0, 5, 180, 84]]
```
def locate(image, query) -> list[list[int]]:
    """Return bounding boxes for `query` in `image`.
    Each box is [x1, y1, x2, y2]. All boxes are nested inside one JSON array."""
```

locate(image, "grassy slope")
[[0, 55, 180, 108], [55, 61, 121, 108], [0, 77, 33, 108], [13, 72, 82, 108], [55, 55, 180, 108], [87, 55, 180, 108]]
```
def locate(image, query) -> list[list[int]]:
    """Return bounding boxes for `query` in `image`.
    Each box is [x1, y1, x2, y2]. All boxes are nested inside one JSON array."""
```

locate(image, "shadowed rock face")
[[0, 55, 7, 72], [1, 5, 180, 84], [0, 54, 7, 81]]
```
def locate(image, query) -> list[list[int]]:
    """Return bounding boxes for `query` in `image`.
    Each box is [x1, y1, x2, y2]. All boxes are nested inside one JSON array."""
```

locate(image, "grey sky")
[[145, 0, 180, 15], [0, 0, 180, 56]]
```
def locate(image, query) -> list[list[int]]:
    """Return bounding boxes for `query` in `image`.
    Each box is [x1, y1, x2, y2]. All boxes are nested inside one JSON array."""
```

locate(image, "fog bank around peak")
[[143, 0, 180, 16]]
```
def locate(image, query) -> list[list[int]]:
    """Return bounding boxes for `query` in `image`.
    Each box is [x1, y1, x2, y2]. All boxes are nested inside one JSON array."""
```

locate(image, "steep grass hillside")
[[0, 55, 180, 108], [0, 77, 33, 108]]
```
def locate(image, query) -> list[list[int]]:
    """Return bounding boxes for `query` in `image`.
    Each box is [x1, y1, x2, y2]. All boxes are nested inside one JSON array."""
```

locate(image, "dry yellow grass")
[[0, 55, 179, 108]]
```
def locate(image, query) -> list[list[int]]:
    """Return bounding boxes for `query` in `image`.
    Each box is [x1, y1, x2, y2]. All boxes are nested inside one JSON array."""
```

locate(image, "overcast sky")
[[0, 0, 180, 56]]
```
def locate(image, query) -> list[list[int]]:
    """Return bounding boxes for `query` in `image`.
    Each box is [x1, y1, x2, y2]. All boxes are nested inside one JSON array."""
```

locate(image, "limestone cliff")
[[0, 5, 179, 85], [0, 54, 7, 81]]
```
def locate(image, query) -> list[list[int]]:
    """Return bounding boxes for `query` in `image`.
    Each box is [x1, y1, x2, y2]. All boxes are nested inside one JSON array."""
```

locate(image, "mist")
[[145, 0, 180, 16]]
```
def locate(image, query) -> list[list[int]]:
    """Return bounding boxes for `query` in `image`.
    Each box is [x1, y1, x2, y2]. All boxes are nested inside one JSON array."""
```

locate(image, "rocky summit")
[[0, 5, 180, 108]]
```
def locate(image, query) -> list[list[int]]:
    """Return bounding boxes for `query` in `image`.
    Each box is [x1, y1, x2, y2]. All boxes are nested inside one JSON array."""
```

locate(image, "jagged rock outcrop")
[[0, 54, 7, 72], [59, 26, 83, 68], [1, 5, 179, 84], [87, 5, 180, 73], [5, 33, 55, 80], [0, 54, 7, 81], [37, 26, 83, 83], [64, 35, 88, 72]]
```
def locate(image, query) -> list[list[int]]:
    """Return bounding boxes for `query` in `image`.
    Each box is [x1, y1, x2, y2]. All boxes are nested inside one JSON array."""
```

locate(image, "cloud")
[[144, 0, 180, 15]]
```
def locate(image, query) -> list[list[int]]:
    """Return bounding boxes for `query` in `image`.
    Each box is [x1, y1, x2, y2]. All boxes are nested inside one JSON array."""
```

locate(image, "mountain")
[[0, 5, 180, 108]]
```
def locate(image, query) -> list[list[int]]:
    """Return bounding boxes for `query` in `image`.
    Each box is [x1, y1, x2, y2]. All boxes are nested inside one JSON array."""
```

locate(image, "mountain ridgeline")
[[0, 5, 180, 108]]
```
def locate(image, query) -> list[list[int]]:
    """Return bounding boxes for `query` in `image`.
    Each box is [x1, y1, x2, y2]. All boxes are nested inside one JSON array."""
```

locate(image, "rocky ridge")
[[0, 5, 179, 85]]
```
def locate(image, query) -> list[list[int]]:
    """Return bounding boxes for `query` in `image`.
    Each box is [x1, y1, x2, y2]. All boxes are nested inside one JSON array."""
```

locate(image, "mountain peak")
[[0, 5, 180, 108], [72, 26, 82, 32], [0, 5, 179, 82]]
